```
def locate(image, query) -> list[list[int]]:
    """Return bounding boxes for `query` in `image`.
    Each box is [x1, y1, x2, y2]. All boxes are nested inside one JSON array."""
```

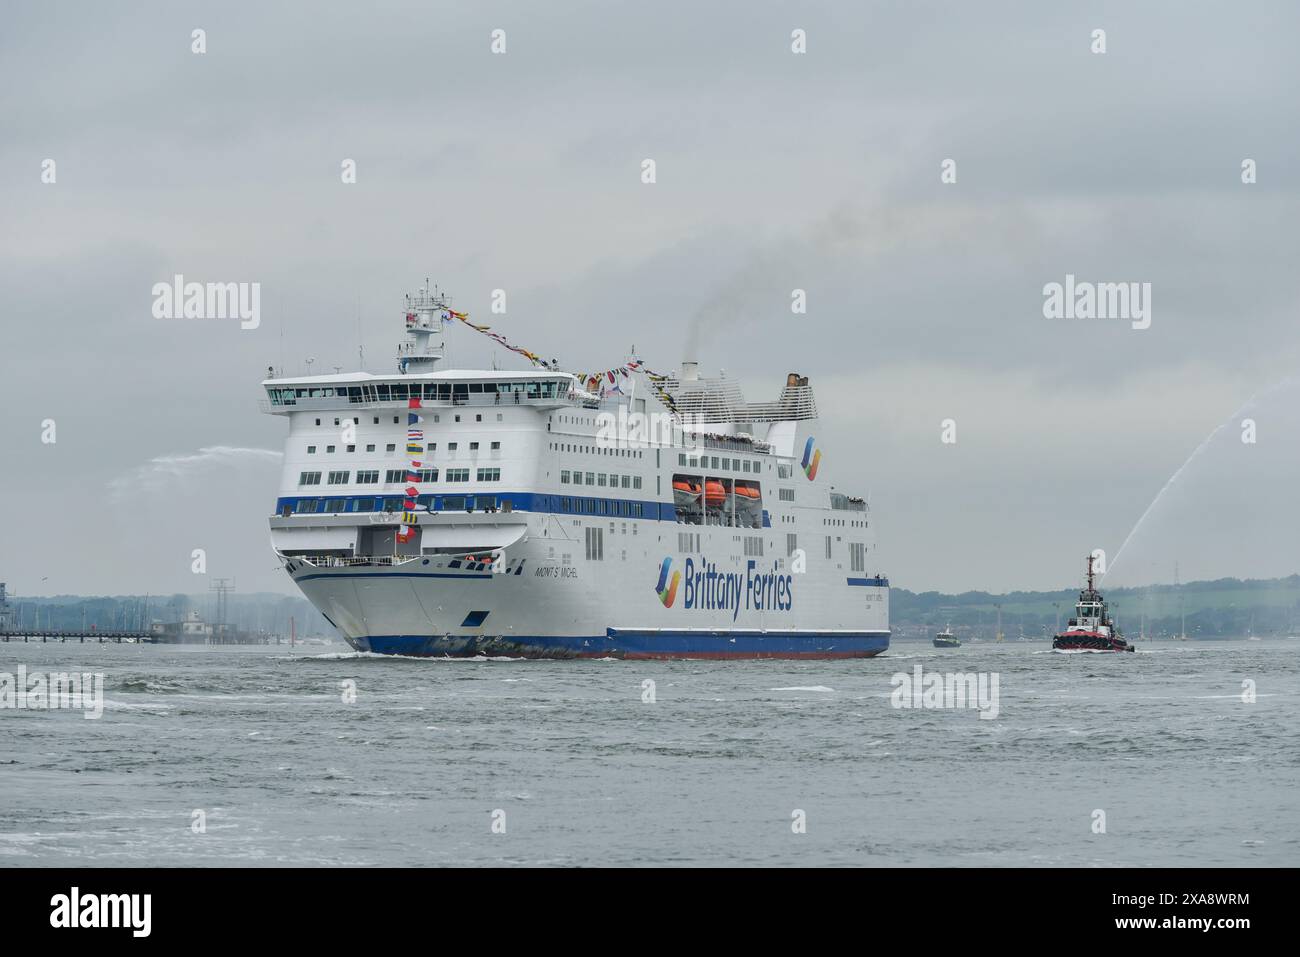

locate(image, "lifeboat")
[[672, 479, 702, 510], [733, 482, 761, 500], [704, 480, 727, 506]]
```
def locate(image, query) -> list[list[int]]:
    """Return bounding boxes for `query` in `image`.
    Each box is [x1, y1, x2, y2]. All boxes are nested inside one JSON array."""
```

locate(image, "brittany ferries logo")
[[654, 558, 681, 607], [801, 437, 821, 480], [657, 556, 794, 620]]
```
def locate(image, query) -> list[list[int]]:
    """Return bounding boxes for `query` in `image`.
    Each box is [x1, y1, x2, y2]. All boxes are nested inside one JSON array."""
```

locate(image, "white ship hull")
[[283, 515, 888, 657]]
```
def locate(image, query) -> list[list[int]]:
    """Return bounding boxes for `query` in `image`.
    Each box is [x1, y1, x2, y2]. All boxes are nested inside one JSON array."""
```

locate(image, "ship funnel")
[[681, 360, 699, 382]]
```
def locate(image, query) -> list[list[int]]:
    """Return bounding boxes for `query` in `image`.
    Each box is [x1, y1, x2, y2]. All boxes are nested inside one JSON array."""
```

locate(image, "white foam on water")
[[273, 651, 525, 663], [770, 685, 834, 693], [103, 698, 172, 711]]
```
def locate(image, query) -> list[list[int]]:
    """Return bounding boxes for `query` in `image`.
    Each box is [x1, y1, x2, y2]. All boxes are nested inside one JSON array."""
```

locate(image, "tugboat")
[[933, 624, 961, 648], [1052, 556, 1134, 653]]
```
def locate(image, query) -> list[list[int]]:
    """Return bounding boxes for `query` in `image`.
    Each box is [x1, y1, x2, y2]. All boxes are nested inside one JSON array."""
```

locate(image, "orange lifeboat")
[[704, 480, 727, 506], [672, 479, 701, 495], [734, 482, 761, 499]]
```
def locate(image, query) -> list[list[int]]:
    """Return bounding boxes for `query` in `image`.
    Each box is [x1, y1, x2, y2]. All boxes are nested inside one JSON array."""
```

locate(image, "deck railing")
[[291, 554, 422, 568]]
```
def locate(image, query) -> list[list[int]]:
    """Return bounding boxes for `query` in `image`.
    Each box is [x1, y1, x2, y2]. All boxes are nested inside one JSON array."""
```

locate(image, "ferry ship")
[[1052, 556, 1134, 653], [260, 284, 889, 658]]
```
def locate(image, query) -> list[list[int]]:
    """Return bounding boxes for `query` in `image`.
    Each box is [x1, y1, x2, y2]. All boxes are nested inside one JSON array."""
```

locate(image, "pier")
[[0, 629, 153, 643]]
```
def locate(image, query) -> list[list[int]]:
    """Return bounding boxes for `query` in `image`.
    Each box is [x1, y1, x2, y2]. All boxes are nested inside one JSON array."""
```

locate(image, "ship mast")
[[398, 280, 450, 375]]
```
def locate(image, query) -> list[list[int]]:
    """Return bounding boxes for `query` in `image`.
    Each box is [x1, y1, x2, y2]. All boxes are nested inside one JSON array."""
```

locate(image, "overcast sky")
[[3, 1, 1298, 599]]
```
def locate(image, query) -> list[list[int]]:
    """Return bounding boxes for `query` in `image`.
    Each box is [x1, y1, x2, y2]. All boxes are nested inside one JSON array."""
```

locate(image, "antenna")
[[210, 578, 235, 645]]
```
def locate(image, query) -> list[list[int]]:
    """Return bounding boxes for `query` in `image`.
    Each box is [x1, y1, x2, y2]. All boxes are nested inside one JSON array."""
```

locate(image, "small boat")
[[933, 624, 960, 648], [1052, 556, 1134, 653]]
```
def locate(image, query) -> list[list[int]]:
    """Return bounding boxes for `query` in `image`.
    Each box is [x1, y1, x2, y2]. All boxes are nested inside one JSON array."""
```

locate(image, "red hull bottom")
[[620, 650, 887, 660]]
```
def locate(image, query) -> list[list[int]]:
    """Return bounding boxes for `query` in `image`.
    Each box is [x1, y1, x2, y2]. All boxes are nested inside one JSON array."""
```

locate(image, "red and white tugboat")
[[1052, 556, 1134, 653]]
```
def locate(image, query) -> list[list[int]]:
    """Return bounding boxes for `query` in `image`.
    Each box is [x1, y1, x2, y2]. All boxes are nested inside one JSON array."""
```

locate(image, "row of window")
[[279, 493, 654, 520], [560, 497, 646, 518], [678, 452, 766, 474], [299, 468, 502, 486], [270, 379, 565, 405], [286, 494, 501, 515], [550, 442, 645, 459], [307, 441, 502, 454], [560, 471, 643, 490], [314, 413, 507, 427]]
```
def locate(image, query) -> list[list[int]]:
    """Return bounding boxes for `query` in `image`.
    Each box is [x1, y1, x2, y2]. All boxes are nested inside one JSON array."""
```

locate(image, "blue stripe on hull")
[[352, 630, 890, 659]]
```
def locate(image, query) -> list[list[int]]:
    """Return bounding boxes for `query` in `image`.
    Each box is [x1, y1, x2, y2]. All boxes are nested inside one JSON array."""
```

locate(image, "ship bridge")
[[260, 370, 580, 415]]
